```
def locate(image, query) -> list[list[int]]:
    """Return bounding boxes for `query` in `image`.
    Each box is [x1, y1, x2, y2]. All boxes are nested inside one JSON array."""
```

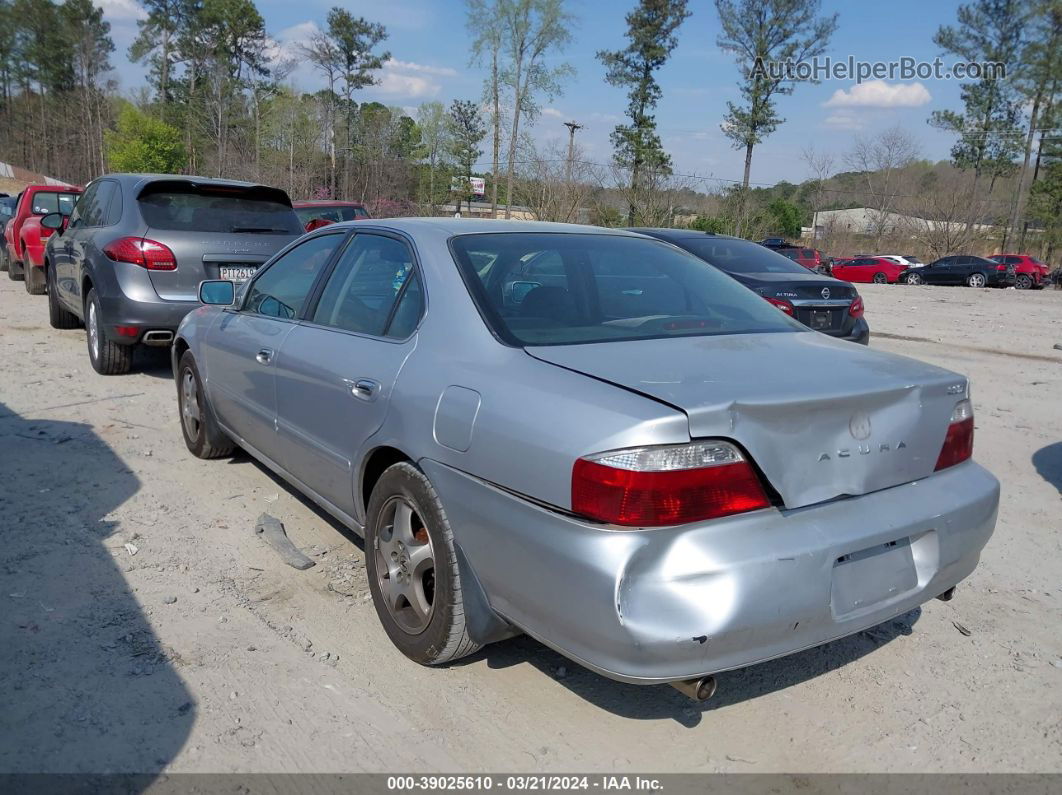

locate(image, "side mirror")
[[199, 280, 236, 306], [40, 212, 64, 232]]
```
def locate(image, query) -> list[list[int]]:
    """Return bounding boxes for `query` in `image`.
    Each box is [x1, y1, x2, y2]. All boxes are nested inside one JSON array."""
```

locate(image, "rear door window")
[[78, 181, 115, 227], [311, 234, 416, 336], [139, 183, 302, 234]]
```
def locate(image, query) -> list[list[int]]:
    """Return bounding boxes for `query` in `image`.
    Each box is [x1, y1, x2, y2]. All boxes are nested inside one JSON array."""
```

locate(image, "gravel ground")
[[0, 278, 1060, 773]]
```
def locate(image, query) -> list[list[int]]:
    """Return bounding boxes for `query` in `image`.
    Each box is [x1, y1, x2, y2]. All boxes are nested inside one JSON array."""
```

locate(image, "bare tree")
[[497, 0, 574, 218], [905, 171, 992, 257], [467, 0, 504, 216], [300, 30, 342, 197], [845, 126, 919, 247], [801, 144, 834, 241], [513, 140, 600, 222]]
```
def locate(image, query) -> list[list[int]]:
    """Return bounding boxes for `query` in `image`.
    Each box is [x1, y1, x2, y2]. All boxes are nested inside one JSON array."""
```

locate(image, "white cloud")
[[385, 59, 457, 78], [541, 107, 565, 119], [823, 80, 931, 109], [95, 0, 146, 21], [822, 112, 866, 131]]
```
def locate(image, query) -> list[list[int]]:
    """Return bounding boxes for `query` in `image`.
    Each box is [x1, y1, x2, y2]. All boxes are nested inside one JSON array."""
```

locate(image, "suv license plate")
[[810, 310, 832, 330], [219, 266, 258, 282]]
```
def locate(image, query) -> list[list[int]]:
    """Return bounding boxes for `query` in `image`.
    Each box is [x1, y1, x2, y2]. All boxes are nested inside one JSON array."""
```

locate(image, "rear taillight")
[[995, 264, 1007, 271], [764, 296, 795, 315], [848, 295, 864, 318], [935, 399, 974, 471], [103, 237, 177, 271], [571, 441, 770, 527]]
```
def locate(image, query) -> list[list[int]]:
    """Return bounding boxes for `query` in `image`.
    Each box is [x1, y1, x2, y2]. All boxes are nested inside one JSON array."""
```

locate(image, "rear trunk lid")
[[136, 180, 301, 301], [528, 331, 967, 509]]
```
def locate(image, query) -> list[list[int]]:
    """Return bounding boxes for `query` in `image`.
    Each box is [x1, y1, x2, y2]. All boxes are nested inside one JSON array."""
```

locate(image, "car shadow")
[[463, 608, 920, 726], [133, 346, 176, 380], [1032, 442, 1062, 495], [0, 400, 193, 773]]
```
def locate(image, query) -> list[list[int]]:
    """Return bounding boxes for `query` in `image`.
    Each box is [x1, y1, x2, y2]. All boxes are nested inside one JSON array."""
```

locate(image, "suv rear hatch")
[[528, 332, 967, 510], [137, 180, 302, 301]]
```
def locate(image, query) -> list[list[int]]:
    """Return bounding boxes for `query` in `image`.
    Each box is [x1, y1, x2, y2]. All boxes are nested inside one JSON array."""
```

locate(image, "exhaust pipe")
[[670, 675, 717, 701], [142, 330, 174, 346], [936, 586, 956, 602]]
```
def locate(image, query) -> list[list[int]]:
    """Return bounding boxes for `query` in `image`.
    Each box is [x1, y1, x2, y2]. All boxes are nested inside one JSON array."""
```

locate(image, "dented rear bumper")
[[421, 459, 999, 684]]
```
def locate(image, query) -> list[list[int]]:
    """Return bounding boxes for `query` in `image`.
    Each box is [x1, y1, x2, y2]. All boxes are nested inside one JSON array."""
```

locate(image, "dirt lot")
[[1, 278, 1060, 773]]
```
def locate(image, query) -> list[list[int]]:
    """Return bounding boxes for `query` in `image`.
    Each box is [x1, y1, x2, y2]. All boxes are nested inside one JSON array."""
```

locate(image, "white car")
[[875, 254, 924, 268]]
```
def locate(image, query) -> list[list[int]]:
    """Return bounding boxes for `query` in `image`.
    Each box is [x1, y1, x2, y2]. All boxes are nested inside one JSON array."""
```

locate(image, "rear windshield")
[[30, 192, 78, 216], [295, 205, 370, 225], [138, 185, 301, 234], [450, 233, 804, 346], [679, 237, 811, 275]]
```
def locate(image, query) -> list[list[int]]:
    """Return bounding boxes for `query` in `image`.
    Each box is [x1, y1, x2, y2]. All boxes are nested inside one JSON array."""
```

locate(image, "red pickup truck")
[[4, 185, 81, 294]]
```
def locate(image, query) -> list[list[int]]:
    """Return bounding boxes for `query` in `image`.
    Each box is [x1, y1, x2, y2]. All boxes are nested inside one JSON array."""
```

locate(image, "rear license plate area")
[[831, 537, 918, 618], [219, 265, 258, 282], [810, 309, 833, 330]]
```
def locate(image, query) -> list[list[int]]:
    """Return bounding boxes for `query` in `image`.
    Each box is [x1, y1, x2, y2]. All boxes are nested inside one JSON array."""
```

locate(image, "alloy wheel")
[[181, 369, 201, 441], [88, 301, 99, 359], [374, 496, 436, 634], [969, 273, 986, 288], [873, 273, 887, 284], [907, 273, 922, 285]]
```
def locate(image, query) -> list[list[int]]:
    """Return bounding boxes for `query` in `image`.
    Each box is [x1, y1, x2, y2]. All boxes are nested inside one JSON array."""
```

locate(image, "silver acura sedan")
[[173, 219, 999, 699]]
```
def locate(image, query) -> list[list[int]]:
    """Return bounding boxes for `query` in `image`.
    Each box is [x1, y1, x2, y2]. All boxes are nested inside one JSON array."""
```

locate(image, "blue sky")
[[98, 0, 978, 188]]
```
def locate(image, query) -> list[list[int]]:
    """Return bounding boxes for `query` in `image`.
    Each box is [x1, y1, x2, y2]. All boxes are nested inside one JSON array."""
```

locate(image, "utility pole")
[[563, 121, 583, 183]]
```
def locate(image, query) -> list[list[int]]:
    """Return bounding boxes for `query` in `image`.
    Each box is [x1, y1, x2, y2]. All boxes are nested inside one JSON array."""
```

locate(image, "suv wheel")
[[47, 264, 80, 329], [1015, 273, 1032, 290], [967, 272, 987, 288], [85, 288, 133, 375], [177, 351, 234, 458], [24, 264, 45, 295], [365, 462, 481, 665]]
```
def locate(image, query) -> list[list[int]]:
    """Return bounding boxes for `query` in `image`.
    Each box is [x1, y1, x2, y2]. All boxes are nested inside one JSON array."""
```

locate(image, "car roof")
[[293, 200, 367, 207], [102, 173, 273, 190], [625, 227, 743, 242], [324, 218, 646, 237]]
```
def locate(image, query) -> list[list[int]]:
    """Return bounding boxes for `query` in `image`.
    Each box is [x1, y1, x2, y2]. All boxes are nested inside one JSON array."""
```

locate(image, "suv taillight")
[[103, 237, 177, 271], [935, 399, 974, 471], [848, 295, 864, 318], [571, 441, 770, 527], [764, 296, 795, 315]]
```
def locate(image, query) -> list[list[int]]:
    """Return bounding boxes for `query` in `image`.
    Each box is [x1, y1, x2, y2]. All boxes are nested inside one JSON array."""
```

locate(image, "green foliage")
[[597, 0, 690, 180], [764, 198, 803, 237], [448, 100, 487, 206], [929, 0, 1025, 180], [105, 104, 187, 173], [688, 215, 730, 234], [715, 0, 838, 183]]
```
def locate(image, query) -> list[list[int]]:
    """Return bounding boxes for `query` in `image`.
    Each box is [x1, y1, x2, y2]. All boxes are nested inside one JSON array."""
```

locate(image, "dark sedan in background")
[[42, 174, 303, 375], [901, 255, 1016, 287], [632, 229, 869, 344]]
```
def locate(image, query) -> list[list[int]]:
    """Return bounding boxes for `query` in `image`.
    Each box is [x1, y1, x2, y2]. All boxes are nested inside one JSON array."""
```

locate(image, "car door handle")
[[255, 348, 274, 365], [351, 379, 380, 401]]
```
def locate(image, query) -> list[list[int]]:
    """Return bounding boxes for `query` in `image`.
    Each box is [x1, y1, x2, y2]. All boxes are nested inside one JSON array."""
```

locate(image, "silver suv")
[[42, 174, 301, 375]]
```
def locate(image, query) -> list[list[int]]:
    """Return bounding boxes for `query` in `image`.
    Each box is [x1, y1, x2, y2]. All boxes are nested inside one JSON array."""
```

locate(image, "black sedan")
[[631, 229, 869, 344], [901, 255, 1016, 287]]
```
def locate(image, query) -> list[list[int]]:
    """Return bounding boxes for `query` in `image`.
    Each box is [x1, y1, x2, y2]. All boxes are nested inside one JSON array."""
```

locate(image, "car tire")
[[967, 272, 987, 288], [905, 272, 923, 285], [1015, 274, 1032, 290], [177, 351, 235, 459], [365, 462, 481, 666], [8, 259, 23, 281], [24, 264, 45, 295], [85, 288, 133, 375], [46, 264, 80, 329], [872, 272, 888, 284]]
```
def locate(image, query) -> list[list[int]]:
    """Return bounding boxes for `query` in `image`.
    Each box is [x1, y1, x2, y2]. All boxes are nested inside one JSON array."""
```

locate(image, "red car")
[[777, 246, 827, 273], [4, 184, 81, 294], [292, 200, 371, 232], [988, 254, 1049, 289], [830, 256, 906, 284]]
